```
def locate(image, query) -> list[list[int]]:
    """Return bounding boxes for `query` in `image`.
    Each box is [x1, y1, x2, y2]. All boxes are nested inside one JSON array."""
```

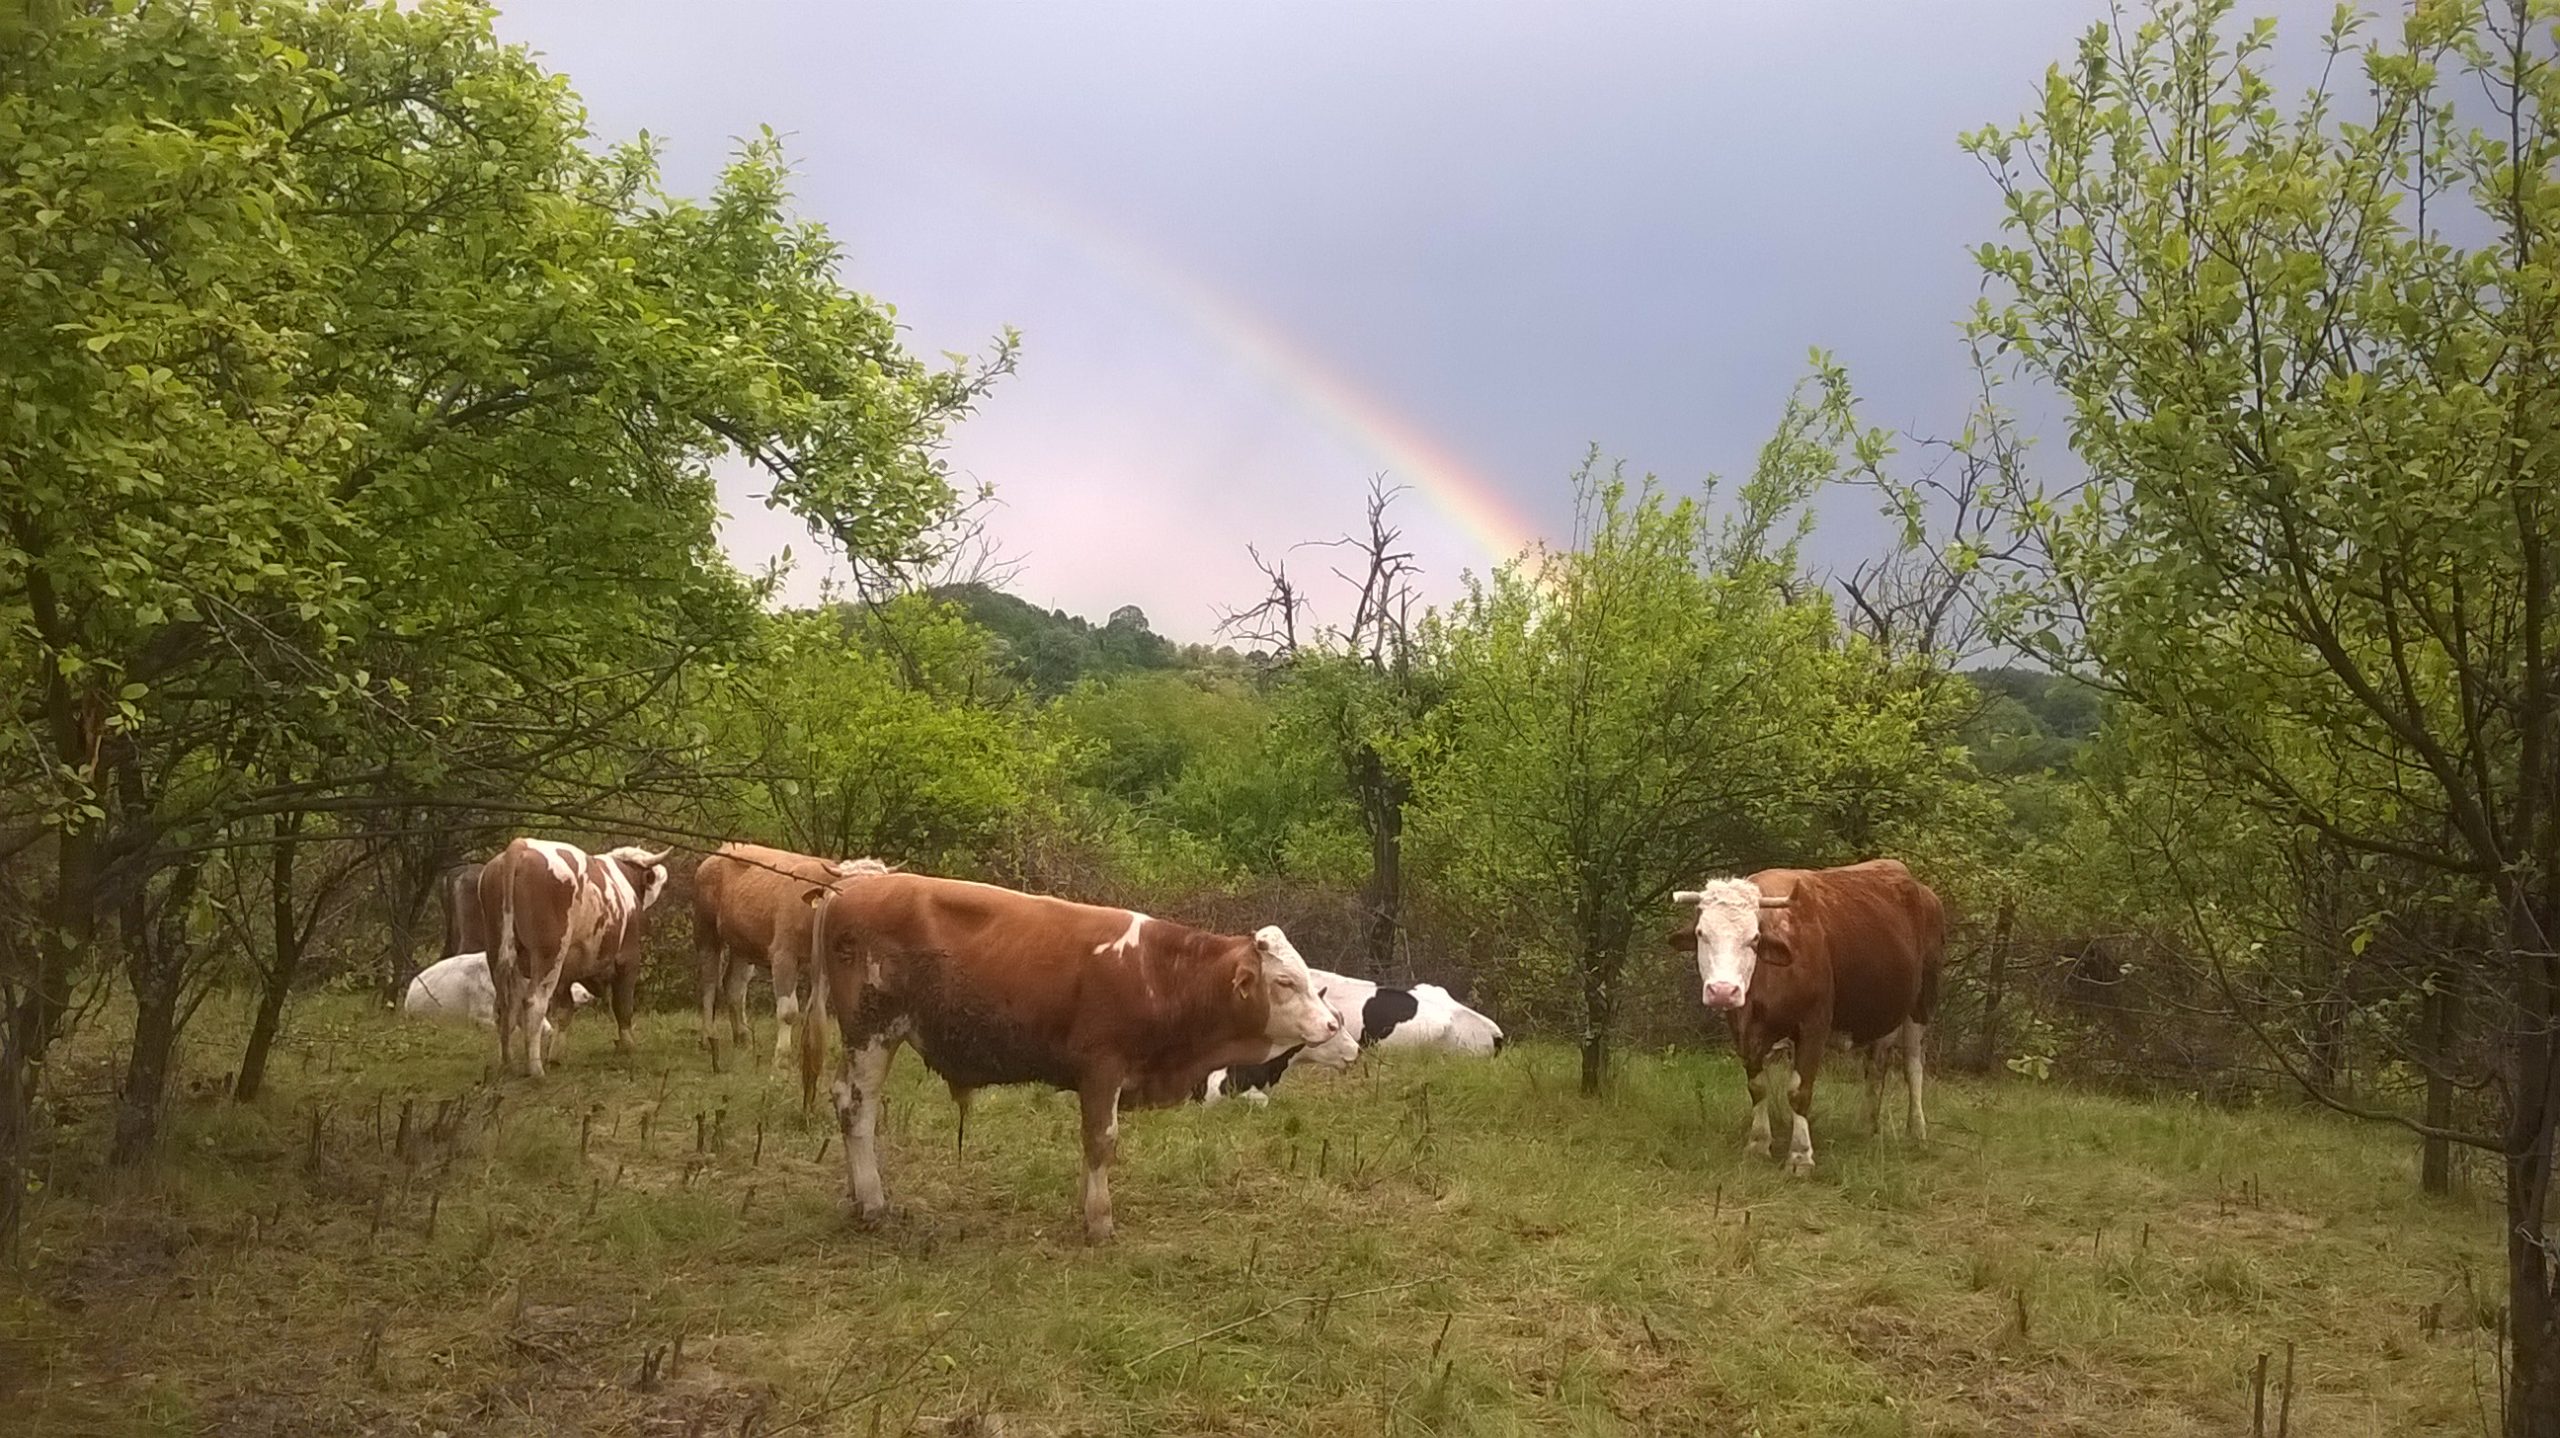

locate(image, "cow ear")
[[1665, 926, 1696, 950], [799, 885, 830, 911], [1233, 964, 1259, 1001]]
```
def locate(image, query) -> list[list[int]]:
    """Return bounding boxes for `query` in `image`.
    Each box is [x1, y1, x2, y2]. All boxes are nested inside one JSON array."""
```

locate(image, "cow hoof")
[[1242, 1091, 1271, 1110], [852, 1204, 892, 1230], [1744, 1140, 1771, 1161], [1083, 1221, 1115, 1245], [1785, 1152, 1815, 1177]]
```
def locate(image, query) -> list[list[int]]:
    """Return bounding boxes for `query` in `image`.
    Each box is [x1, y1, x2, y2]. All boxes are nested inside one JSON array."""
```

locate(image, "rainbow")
[[892, 141, 1550, 570]]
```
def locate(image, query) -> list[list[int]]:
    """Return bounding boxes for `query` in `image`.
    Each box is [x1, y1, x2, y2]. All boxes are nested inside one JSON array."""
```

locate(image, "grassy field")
[[0, 994, 2512, 1437]]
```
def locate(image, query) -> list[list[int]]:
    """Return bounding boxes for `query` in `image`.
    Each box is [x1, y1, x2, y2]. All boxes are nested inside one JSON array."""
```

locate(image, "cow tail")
[[798, 886, 832, 1114]]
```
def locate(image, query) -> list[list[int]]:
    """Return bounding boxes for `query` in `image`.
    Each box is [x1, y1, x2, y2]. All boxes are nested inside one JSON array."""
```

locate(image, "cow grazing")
[[1200, 970, 1504, 1105], [436, 860, 486, 959], [690, 843, 888, 1068], [1673, 858, 1944, 1174], [798, 873, 1341, 1241], [403, 951, 593, 1036], [476, 837, 672, 1077]]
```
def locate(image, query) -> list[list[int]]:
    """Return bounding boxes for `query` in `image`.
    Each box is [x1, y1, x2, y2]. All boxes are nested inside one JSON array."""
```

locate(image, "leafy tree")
[[0, 0, 1003, 1210], [1051, 670, 1355, 883], [710, 601, 1060, 872], [1418, 447, 1869, 1094], [1966, 3, 2560, 1425]]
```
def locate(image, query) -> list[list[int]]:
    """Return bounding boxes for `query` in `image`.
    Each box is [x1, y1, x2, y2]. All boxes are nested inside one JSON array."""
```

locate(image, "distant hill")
[[934, 583, 1183, 695]]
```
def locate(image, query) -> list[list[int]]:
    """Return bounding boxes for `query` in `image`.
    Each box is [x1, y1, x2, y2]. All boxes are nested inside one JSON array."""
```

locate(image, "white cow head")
[[1297, 971, 1369, 1069], [603, 846, 672, 909], [1406, 984, 1505, 1055], [1672, 879, 1791, 1011], [1250, 926, 1343, 1053]]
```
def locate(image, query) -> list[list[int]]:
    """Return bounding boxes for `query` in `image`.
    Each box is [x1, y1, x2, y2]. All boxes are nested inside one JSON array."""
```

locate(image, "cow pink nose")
[[1704, 982, 1742, 1009]]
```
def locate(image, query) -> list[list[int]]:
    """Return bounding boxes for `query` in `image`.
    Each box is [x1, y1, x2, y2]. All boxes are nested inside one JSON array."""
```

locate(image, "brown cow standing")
[[1673, 858, 1944, 1174], [436, 860, 485, 958], [689, 843, 885, 1069], [476, 837, 671, 1077], [798, 872, 1341, 1241]]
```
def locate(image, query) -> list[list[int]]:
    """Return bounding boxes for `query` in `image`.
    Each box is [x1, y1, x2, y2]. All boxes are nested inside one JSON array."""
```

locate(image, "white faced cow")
[[477, 837, 671, 1077], [1674, 859, 1944, 1174], [1200, 969, 1506, 1106], [799, 873, 1340, 1241]]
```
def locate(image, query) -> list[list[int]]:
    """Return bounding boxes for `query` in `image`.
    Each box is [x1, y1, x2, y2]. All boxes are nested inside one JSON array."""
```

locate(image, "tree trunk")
[[234, 813, 303, 1102], [2502, 884, 2559, 1438], [1, 823, 100, 1245], [108, 860, 204, 1168], [1578, 950, 1617, 1096], [1359, 755, 1407, 983], [1970, 895, 2015, 1074], [2422, 967, 2460, 1198], [379, 832, 454, 1004]]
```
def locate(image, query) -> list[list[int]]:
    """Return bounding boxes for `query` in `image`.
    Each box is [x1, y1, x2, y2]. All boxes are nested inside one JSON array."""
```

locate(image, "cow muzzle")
[[1703, 982, 1744, 1010]]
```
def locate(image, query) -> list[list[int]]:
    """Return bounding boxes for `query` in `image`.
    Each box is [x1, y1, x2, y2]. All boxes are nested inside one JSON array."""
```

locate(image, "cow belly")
[[904, 1001, 1082, 1091], [1831, 966, 1924, 1046]]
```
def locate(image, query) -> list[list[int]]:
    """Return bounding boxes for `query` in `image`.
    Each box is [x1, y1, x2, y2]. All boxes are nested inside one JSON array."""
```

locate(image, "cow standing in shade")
[[1673, 858, 1943, 1174], [477, 837, 671, 1077], [690, 843, 887, 1070], [799, 872, 1341, 1241], [436, 860, 486, 959]]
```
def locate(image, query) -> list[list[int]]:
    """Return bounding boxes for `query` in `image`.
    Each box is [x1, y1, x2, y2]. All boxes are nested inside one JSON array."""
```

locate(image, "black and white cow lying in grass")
[[1200, 968, 1504, 1106]]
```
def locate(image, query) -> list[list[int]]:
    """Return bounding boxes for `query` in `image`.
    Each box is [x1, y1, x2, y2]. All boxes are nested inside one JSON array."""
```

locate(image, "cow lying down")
[[403, 952, 593, 1038], [1200, 970, 1505, 1106]]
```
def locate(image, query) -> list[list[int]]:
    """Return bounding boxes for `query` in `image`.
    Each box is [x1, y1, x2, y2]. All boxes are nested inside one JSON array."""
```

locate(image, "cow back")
[[1752, 859, 1944, 1046], [818, 873, 1268, 1100], [695, 843, 847, 962]]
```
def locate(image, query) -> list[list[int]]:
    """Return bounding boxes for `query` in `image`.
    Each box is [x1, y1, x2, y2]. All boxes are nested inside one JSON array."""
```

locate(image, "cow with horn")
[[1672, 858, 1944, 1174]]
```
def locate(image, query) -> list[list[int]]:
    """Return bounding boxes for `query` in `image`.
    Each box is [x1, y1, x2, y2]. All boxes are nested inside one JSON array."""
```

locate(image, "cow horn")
[[1672, 890, 1705, 905], [1758, 895, 1791, 909]]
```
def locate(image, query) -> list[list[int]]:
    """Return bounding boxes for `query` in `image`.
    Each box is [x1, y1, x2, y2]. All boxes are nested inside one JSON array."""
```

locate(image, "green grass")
[[1, 996, 2511, 1436]]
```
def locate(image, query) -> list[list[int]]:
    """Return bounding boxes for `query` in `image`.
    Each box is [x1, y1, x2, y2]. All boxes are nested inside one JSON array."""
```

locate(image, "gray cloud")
[[493, 0, 2340, 640]]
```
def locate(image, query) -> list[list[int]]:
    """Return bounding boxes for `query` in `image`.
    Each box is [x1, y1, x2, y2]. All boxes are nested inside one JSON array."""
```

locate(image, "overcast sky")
[[489, 1, 2335, 641]]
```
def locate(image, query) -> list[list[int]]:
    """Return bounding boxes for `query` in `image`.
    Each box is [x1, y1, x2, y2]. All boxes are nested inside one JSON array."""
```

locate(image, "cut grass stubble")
[[0, 997, 2512, 1436]]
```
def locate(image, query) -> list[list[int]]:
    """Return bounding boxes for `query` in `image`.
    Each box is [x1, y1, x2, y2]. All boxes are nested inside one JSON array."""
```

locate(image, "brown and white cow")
[[436, 859, 486, 960], [689, 843, 888, 1069], [797, 873, 1341, 1241], [1672, 858, 1944, 1175], [476, 837, 671, 1077]]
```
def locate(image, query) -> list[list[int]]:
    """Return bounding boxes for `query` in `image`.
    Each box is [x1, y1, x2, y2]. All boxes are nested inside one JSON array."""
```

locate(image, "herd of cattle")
[[400, 838, 1944, 1240]]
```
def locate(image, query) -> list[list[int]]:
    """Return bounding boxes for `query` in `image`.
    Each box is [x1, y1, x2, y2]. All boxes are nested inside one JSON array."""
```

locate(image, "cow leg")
[[1078, 1079, 1122, 1244], [1862, 1041, 1888, 1136], [491, 965, 520, 1077], [610, 961, 638, 1055], [770, 957, 801, 1075], [834, 1035, 896, 1224], [1787, 1027, 1829, 1176], [721, 957, 751, 1051], [1902, 1019, 1929, 1143], [1735, 1019, 1777, 1160], [522, 964, 564, 1080], [694, 928, 723, 1059]]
